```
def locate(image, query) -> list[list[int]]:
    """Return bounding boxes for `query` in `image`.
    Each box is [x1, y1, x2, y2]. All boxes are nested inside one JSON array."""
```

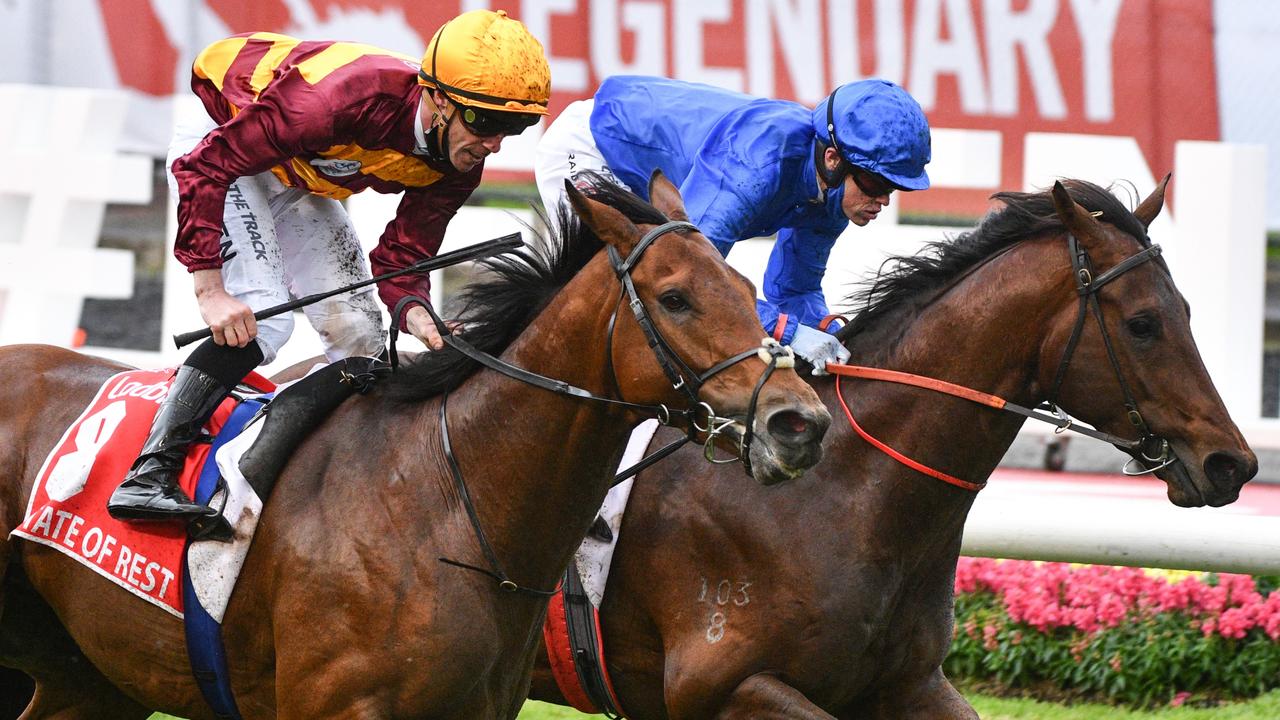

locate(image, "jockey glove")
[[789, 324, 851, 376]]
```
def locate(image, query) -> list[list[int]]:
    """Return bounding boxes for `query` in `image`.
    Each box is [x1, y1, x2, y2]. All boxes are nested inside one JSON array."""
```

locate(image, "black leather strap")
[[1046, 234, 1166, 455], [562, 561, 624, 718], [393, 220, 785, 596], [437, 391, 559, 597]]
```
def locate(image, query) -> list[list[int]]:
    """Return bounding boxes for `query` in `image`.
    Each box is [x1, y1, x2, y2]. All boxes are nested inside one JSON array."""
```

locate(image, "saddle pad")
[[11, 368, 271, 617]]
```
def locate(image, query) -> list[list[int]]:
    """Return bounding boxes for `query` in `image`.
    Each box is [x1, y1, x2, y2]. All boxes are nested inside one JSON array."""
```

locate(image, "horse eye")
[[658, 291, 690, 313], [1127, 315, 1160, 340]]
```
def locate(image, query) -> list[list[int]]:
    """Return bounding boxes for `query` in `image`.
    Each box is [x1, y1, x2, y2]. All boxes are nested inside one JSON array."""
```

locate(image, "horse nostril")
[[762, 407, 803, 435], [1203, 451, 1255, 486], [766, 408, 829, 445]]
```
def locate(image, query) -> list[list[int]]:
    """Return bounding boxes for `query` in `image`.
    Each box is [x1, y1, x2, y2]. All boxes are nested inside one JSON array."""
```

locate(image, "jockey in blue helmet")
[[535, 76, 931, 373], [813, 79, 931, 194]]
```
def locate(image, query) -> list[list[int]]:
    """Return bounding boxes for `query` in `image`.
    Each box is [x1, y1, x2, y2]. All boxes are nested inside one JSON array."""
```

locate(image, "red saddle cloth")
[[11, 368, 272, 617]]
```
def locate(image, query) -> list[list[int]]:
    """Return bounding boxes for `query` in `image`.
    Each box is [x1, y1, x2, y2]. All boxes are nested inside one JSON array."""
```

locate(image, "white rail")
[[963, 498, 1280, 575]]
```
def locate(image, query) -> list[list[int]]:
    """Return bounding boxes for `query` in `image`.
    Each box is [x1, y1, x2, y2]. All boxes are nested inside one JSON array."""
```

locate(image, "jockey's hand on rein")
[[789, 324, 851, 376], [405, 305, 464, 351]]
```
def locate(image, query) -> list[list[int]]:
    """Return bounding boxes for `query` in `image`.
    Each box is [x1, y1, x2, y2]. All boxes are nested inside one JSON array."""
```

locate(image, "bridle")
[[391, 220, 796, 594], [602, 221, 797, 475], [829, 229, 1176, 492], [1048, 232, 1173, 475]]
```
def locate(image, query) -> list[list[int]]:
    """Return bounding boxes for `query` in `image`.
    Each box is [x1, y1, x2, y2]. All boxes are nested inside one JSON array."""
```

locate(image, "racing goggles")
[[450, 98, 540, 137], [849, 166, 899, 198]]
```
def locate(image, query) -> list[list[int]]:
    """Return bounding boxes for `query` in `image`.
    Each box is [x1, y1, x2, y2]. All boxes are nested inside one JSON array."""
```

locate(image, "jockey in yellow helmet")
[[108, 10, 550, 535]]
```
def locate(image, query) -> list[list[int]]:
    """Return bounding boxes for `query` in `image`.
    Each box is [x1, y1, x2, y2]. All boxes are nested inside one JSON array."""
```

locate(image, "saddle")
[[236, 355, 388, 498]]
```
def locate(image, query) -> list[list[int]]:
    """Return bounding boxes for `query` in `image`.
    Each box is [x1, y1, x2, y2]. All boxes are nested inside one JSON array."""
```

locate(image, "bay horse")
[[528, 178, 1258, 719], [0, 173, 831, 718]]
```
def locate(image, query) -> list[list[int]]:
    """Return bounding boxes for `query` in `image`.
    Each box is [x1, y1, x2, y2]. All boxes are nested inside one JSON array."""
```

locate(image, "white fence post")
[[1171, 141, 1268, 423], [0, 84, 150, 347]]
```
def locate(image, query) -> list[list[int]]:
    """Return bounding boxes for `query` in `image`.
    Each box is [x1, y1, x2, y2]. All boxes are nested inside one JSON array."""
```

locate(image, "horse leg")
[[700, 673, 838, 720], [861, 670, 978, 720], [18, 674, 151, 720], [2, 563, 150, 719]]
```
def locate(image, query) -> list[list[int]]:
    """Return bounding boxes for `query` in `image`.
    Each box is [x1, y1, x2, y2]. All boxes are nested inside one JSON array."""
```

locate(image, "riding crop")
[[172, 233, 524, 349]]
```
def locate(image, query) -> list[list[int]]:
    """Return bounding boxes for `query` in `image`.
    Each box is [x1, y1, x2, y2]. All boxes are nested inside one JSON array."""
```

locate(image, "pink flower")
[[1170, 691, 1191, 708], [1217, 607, 1255, 640], [983, 624, 999, 651]]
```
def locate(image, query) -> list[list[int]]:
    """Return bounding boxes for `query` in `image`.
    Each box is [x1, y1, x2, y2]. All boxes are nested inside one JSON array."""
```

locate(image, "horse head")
[[1040, 176, 1257, 507], [564, 171, 831, 485]]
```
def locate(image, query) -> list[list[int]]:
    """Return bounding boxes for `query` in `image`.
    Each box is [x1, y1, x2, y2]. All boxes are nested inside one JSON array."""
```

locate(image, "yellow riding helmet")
[[418, 9, 551, 117]]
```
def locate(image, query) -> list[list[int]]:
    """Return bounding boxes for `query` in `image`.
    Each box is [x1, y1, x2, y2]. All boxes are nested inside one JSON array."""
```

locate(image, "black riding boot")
[[107, 365, 229, 521]]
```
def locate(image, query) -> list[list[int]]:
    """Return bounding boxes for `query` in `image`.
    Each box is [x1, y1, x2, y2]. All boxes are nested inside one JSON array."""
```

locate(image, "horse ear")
[[1050, 180, 1104, 240], [1133, 173, 1170, 229], [648, 169, 690, 222], [564, 179, 640, 254]]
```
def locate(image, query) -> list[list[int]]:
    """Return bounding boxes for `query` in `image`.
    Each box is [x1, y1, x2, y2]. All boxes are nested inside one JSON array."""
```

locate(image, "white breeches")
[[533, 99, 633, 221], [167, 109, 386, 364]]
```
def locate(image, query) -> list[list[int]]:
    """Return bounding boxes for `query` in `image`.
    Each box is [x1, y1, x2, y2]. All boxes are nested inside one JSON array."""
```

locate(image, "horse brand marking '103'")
[[698, 577, 752, 644]]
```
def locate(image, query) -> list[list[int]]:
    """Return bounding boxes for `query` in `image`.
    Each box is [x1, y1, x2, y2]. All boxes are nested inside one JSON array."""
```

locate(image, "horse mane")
[[384, 172, 669, 403], [837, 179, 1155, 357]]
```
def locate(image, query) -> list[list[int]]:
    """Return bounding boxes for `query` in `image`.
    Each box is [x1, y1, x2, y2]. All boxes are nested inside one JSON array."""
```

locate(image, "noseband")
[[391, 220, 795, 594], [1047, 233, 1173, 474]]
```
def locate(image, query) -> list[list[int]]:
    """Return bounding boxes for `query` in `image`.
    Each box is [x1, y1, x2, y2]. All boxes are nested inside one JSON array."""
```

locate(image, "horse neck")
[[423, 262, 640, 589], [836, 237, 1065, 545]]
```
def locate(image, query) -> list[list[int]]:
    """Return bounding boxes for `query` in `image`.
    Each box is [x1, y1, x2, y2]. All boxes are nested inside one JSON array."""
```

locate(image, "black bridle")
[[1044, 233, 1174, 475], [391, 221, 796, 595]]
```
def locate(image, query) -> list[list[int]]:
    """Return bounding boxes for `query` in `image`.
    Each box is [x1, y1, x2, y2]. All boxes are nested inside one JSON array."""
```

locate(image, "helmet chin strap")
[[424, 92, 454, 165], [814, 140, 846, 192]]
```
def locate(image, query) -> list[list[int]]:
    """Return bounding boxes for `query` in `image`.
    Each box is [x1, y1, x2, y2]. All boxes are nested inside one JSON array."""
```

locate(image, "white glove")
[[789, 324, 851, 376]]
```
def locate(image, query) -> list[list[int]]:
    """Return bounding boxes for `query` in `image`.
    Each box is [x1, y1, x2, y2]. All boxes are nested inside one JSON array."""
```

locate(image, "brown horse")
[[528, 178, 1258, 719], [0, 174, 831, 718]]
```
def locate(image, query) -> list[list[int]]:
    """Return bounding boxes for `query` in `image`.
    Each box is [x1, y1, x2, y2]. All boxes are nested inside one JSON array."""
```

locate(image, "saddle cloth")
[[572, 419, 659, 607], [10, 368, 274, 617]]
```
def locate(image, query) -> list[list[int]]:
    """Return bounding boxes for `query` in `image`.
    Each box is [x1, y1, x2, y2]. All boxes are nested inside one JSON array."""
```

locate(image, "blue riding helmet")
[[812, 79, 931, 190]]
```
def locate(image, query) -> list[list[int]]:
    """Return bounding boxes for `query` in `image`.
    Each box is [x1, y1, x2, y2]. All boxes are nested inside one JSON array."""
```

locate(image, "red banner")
[[97, 0, 1219, 216]]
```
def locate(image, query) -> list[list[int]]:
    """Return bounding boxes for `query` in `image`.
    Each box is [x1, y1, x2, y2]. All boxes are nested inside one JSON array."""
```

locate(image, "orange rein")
[[827, 364, 996, 492]]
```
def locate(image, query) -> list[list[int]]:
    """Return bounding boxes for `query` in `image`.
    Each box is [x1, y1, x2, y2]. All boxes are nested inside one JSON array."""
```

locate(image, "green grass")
[[148, 691, 1280, 719], [967, 690, 1280, 719]]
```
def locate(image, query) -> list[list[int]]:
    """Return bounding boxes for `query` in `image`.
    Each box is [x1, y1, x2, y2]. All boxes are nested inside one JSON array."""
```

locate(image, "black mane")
[[838, 179, 1153, 352], [384, 173, 668, 402]]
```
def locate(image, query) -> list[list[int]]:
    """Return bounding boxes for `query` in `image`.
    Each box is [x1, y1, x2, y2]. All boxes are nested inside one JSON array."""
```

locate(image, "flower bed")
[[945, 558, 1280, 706]]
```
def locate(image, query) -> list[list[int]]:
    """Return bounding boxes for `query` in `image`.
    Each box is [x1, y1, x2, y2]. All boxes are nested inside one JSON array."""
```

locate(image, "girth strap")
[[558, 562, 626, 718]]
